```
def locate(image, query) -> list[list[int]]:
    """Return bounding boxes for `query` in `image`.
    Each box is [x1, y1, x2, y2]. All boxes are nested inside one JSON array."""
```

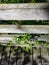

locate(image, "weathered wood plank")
[[0, 36, 49, 42], [21, 25, 49, 34], [0, 25, 25, 33], [0, 3, 49, 20], [0, 3, 49, 9], [38, 36, 49, 42], [0, 36, 49, 46], [34, 36, 49, 42], [0, 25, 49, 34]]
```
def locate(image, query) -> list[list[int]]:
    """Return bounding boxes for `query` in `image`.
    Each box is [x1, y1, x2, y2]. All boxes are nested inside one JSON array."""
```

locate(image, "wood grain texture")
[[0, 3, 49, 20], [0, 35, 49, 45], [21, 25, 49, 34], [0, 25, 49, 34], [0, 3, 49, 9]]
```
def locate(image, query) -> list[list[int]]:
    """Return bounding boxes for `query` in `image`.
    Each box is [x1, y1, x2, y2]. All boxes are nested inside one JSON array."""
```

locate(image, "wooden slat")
[[0, 3, 49, 20], [21, 25, 49, 34], [38, 36, 49, 42], [35, 36, 49, 42], [0, 36, 49, 42], [0, 3, 49, 9], [0, 34, 26, 43], [0, 25, 49, 34], [0, 25, 25, 33], [0, 35, 49, 44]]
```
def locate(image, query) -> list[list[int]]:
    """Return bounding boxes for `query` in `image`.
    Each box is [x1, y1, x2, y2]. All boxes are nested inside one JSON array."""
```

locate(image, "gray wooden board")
[[0, 35, 49, 43], [0, 3, 49, 20], [0, 3, 49, 9], [0, 25, 25, 33], [21, 25, 49, 34], [0, 25, 49, 34]]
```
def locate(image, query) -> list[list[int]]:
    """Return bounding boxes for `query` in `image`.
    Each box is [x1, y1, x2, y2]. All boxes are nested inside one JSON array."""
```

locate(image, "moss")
[[0, 0, 48, 3]]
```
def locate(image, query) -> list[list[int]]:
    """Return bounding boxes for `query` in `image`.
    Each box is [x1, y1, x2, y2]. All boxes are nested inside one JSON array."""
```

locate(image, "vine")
[[6, 34, 32, 52], [6, 34, 49, 52]]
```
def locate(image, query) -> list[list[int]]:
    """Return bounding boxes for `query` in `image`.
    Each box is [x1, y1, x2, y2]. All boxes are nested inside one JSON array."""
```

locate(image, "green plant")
[[0, 0, 48, 3], [6, 34, 32, 52], [35, 40, 49, 46], [13, 34, 32, 52], [6, 34, 49, 52]]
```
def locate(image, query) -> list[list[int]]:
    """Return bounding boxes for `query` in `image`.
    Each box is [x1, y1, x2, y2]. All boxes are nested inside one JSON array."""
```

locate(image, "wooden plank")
[[0, 25, 49, 34], [0, 36, 49, 46], [0, 25, 25, 33], [34, 36, 49, 42], [0, 36, 49, 42], [0, 3, 49, 9], [0, 35, 27, 43], [37, 36, 49, 42], [21, 25, 49, 34], [0, 3, 49, 20]]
